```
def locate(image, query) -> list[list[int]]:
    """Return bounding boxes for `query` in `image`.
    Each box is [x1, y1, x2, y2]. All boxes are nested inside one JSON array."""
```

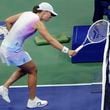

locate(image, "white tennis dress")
[[0, 11, 40, 66]]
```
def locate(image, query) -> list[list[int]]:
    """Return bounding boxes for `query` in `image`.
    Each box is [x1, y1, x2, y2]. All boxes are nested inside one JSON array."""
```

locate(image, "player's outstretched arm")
[[35, 21, 76, 57]]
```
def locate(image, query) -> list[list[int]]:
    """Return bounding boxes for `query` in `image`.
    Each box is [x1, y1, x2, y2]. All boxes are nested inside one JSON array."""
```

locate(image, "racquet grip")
[[75, 45, 84, 53]]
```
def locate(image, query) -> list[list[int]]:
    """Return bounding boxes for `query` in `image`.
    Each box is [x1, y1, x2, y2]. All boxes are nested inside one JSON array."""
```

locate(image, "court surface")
[[0, 83, 101, 110]]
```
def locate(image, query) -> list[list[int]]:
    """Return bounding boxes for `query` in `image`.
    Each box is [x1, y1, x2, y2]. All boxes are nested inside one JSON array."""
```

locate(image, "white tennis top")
[[1, 11, 40, 52]]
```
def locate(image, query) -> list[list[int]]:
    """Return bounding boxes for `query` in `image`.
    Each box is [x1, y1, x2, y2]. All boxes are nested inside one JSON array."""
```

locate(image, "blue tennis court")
[[0, 83, 102, 110]]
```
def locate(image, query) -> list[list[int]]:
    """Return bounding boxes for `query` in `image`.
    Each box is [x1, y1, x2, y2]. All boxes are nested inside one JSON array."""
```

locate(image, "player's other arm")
[[35, 21, 76, 57], [5, 13, 22, 31]]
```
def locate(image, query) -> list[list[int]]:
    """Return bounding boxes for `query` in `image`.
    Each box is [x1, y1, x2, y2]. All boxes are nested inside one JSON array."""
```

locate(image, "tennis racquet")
[[0, 25, 8, 40], [75, 19, 110, 53]]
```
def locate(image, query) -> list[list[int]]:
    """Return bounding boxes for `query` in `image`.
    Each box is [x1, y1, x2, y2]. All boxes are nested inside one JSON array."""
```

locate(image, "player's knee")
[[27, 64, 38, 74]]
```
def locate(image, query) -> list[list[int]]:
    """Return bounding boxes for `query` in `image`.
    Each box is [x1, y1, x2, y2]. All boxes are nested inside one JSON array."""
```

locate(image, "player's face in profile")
[[42, 11, 53, 21]]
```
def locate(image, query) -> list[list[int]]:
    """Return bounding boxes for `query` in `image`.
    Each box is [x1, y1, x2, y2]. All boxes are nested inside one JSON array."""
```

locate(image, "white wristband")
[[62, 46, 69, 53]]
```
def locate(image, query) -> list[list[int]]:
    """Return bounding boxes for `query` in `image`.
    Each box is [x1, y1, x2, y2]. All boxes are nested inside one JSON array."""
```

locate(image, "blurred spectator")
[[93, 0, 110, 22]]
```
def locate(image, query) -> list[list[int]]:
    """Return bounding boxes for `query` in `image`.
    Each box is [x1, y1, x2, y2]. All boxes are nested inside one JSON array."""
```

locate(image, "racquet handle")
[[75, 45, 84, 53]]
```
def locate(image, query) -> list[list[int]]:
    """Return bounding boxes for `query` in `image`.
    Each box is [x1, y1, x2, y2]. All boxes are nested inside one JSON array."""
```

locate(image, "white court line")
[[10, 82, 102, 88]]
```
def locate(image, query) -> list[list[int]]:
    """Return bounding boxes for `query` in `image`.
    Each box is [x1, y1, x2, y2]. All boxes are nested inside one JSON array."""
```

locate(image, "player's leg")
[[4, 68, 26, 88], [0, 68, 26, 103], [0, 60, 48, 108], [18, 61, 37, 99], [0, 61, 37, 103], [18, 61, 48, 108]]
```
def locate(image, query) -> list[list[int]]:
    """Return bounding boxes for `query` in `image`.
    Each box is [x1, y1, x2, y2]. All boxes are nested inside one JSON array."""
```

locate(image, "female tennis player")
[[0, 2, 76, 109]]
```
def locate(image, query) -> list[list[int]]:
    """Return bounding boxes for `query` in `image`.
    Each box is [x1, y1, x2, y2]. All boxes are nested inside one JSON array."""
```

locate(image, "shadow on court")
[[0, 84, 101, 110]]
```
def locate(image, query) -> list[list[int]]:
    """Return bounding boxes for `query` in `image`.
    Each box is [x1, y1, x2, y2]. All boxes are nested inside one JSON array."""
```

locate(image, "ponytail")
[[32, 5, 38, 13]]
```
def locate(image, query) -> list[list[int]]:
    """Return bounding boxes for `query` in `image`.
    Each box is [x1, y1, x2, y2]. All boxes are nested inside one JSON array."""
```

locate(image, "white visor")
[[37, 2, 58, 16]]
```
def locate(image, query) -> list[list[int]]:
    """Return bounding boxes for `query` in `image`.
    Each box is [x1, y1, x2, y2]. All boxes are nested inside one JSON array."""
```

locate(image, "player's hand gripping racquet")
[[75, 19, 109, 53]]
